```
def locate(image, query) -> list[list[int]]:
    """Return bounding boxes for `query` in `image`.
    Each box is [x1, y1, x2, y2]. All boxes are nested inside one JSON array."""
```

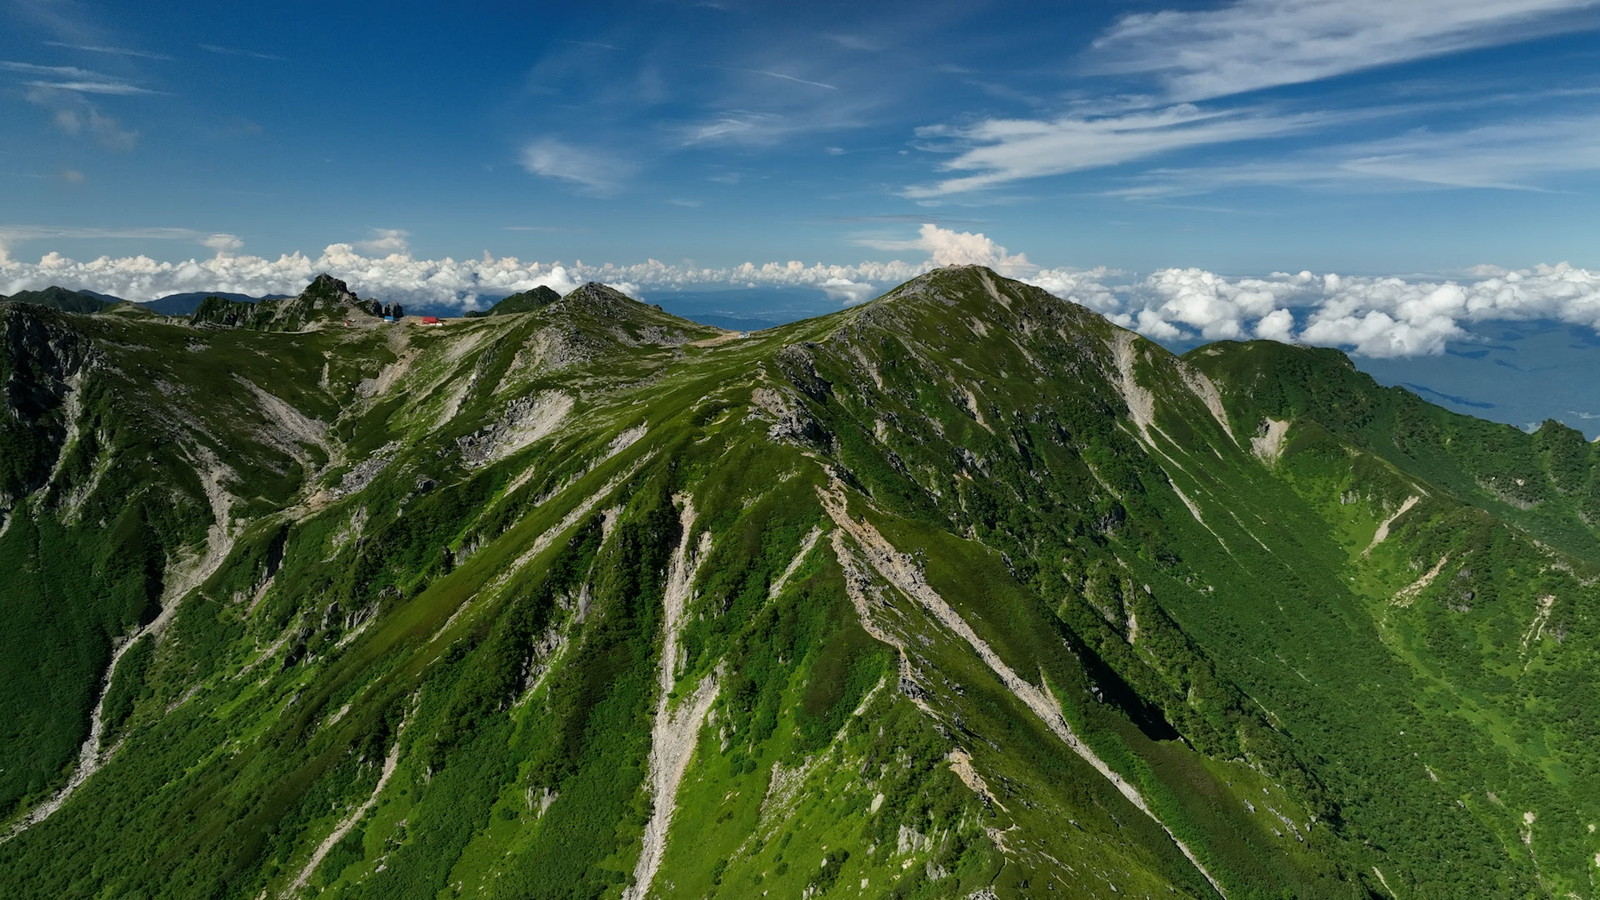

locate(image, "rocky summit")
[[2, 266, 1599, 898]]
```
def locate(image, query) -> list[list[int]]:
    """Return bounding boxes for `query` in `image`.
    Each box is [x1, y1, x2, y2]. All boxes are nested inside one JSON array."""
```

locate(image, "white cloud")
[[0, 244, 587, 307], [4, 62, 163, 96], [1108, 113, 1600, 197], [1090, 0, 1600, 102], [0, 239, 919, 308], [520, 139, 638, 195], [739, 69, 838, 91], [824, 33, 879, 52], [199, 44, 286, 62], [1026, 266, 1125, 316], [201, 233, 243, 255], [819, 277, 876, 305], [0, 225, 201, 243], [0, 223, 945, 306], [676, 54, 886, 150], [679, 96, 875, 147], [1255, 308, 1295, 342], [5, 225, 1600, 359], [906, 104, 1338, 197], [1137, 267, 1315, 341], [903, 2, 1600, 199], [1132, 308, 1185, 342], [27, 87, 140, 150], [858, 224, 1035, 276], [1, 61, 101, 78], [1105, 262, 1600, 357], [43, 42, 172, 61], [25, 80, 160, 95], [1298, 308, 1465, 356], [682, 112, 790, 146], [589, 256, 933, 293], [1335, 117, 1600, 189], [354, 228, 410, 256]]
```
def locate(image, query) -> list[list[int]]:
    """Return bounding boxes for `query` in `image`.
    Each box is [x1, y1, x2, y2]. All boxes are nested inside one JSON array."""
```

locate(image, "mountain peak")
[[873, 264, 1032, 308], [538, 281, 721, 348], [189, 274, 375, 331], [561, 281, 638, 309], [839, 263, 1106, 345], [466, 285, 562, 317], [301, 273, 361, 305]]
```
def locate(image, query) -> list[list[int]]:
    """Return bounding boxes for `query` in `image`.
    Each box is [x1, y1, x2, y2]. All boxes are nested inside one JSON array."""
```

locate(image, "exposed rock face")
[[0, 305, 98, 506], [562, 282, 640, 318], [557, 282, 716, 347], [189, 273, 377, 331], [455, 391, 575, 467], [306, 273, 360, 305]]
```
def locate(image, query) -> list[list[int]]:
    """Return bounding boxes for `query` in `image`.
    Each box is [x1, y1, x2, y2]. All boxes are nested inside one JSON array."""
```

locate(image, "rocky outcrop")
[[556, 282, 716, 347], [189, 274, 376, 332], [0, 305, 98, 506]]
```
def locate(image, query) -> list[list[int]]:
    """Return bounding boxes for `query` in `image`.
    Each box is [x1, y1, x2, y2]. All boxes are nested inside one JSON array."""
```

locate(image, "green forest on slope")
[[1, 268, 1598, 899]]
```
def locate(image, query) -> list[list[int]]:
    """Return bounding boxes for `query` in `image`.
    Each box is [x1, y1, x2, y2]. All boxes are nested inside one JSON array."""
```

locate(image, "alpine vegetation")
[[2, 267, 1599, 898]]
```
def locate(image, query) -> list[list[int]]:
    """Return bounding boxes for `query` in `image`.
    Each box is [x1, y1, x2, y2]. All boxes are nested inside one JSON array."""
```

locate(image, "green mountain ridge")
[[466, 285, 563, 317], [0, 286, 114, 314], [1, 266, 1597, 898]]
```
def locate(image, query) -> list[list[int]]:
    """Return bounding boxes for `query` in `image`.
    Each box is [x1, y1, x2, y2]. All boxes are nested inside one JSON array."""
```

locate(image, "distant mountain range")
[[4, 281, 1596, 439], [0, 286, 116, 314], [142, 290, 295, 316], [0, 287, 296, 317]]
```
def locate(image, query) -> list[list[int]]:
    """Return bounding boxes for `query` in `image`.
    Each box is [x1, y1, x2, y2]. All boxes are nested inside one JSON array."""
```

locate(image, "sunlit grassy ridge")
[[1, 267, 1597, 898]]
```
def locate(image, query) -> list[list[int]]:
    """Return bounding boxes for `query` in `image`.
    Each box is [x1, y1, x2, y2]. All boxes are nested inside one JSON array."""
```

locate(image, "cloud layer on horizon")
[[4, 225, 1600, 359]]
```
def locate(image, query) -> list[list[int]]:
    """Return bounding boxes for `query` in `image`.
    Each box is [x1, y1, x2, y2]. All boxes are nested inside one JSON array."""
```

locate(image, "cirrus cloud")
[[520, 139, 638, 195], [905, 104, 1341, 197], [1090, 0, 1600, 102]]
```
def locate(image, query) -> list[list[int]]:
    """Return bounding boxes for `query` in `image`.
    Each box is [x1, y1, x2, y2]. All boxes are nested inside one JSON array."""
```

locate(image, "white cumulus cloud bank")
[[1086, 263, 1600, 357], [0, 240, 595, 309], [0, 227, 956, 310], [818, 277, 876, 305], [5, 224, 1600, 358]]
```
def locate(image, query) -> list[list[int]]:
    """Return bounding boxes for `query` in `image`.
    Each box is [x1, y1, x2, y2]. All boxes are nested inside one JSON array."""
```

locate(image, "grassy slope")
[[1188, 340, 1600, 897], [0, 271, 1596, 898]]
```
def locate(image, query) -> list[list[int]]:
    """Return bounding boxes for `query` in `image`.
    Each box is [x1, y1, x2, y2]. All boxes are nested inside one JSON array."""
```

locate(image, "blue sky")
[[6, 0, 1600, 380], [6, 0, 1600, 272]]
